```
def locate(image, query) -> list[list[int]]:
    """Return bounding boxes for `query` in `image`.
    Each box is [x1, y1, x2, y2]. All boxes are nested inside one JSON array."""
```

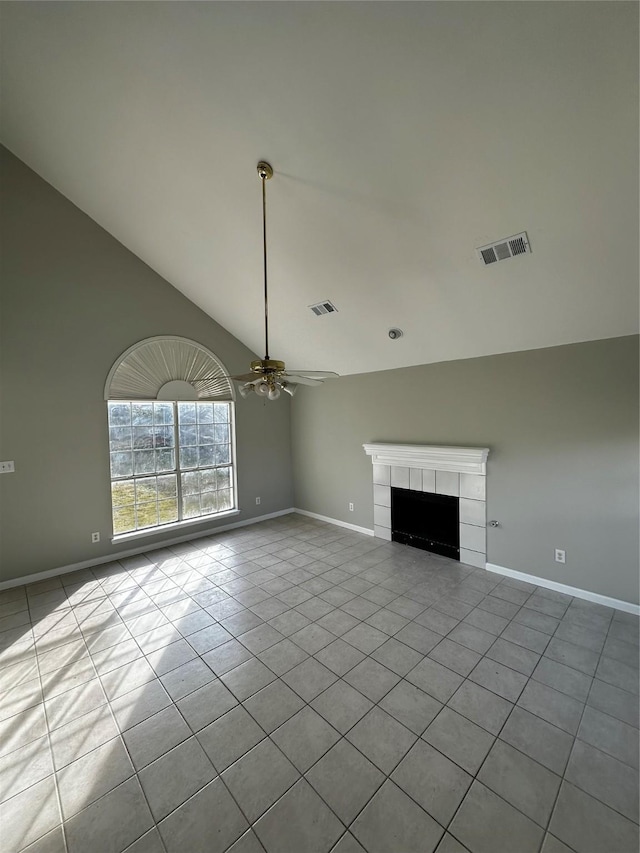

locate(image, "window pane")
[[154, 426, 174, 448], [132, 403, 153, 426], [108, 403, 131, 427], [213, 403, 229, 423], [157, 475, 177, 499], [198, 446, 215, 467], [198, 424, 214, 445], [183, 495, 200, 519], [109, 427, 132, 451], [179, 425, 197, 447], [178, 402, 196, 424], [136, 502, 158, 529], [213, 424, 229, 444], [158, 499, 178, 524], [200, 492, 218, 514], [218, 489, 232, 511], [216, 467, 231, 491], [154, 402, 174, 425], [181, 471, 199, 496], [133, 426, 155, 449], [113, 506, 135, 535], [215, 445, 231, 465], [180, 447, 198, 469], [112, 480, 135, 507], [156, 449, 175, 472], [134, 450, 155, 475], [200, 469, 217, 492], [197, 403, 214, 423], [110, 452, 133, 478], [135, 477, 157, 503]]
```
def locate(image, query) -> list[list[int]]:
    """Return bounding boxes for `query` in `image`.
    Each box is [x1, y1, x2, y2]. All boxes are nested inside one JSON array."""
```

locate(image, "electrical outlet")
[[555, 549, 566, 564], [348, 502, 354, 512], [91, 532, 100, 544], [255, 497, 261, 505], [0, 461, 15, 474]]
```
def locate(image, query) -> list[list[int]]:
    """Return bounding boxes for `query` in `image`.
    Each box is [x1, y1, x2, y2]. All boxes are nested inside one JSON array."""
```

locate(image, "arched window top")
[[104, 336, 234, 401]]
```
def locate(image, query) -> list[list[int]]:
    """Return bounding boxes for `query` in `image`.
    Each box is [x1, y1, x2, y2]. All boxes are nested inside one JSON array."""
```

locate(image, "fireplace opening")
[[391, 487, 460, 560]]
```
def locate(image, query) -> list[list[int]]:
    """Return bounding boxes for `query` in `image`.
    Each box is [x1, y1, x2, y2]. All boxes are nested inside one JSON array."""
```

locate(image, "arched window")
[[104, 337, 236, 536]]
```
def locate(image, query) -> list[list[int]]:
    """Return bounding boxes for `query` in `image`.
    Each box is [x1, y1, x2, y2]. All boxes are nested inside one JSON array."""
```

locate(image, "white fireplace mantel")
[[363, 443, 489, 475]]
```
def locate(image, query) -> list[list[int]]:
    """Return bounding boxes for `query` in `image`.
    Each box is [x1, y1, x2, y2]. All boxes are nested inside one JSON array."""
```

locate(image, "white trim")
[[112, 510, 241, 543], [486, 563, 640, 616], [364, 443, 490, 475], [293, 508, 375, 537], [104, 335, 235, 401], [0, 509, 296, 591]]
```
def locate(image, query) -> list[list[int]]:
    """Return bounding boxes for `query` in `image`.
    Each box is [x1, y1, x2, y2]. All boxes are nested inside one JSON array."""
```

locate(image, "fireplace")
[[391, 487, 459, 559], [363, 443, 490, 568]]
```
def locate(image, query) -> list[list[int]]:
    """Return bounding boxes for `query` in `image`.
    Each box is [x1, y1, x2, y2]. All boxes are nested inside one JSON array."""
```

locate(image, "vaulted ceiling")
[[1, 2, 637, 375]]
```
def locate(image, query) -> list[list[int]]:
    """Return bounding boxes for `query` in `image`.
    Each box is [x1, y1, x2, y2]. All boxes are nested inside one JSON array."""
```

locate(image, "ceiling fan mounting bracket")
[[257, 161, 273, 180]]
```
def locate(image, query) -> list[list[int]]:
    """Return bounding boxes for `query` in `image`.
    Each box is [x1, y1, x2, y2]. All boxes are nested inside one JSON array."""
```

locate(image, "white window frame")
[[108, 398, 238, 541]]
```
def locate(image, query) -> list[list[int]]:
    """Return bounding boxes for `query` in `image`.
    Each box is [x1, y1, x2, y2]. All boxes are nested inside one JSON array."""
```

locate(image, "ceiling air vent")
[[309, 300, 338, 316], [477, 232, 531, 266]]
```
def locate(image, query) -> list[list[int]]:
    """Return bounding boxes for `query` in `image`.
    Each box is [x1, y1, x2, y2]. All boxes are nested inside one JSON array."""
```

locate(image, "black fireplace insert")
[[391, 487, 459, 559]]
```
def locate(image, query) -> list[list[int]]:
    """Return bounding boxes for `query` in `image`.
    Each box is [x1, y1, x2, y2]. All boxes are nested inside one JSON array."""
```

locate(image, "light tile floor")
[[1, 514, 638, 853]]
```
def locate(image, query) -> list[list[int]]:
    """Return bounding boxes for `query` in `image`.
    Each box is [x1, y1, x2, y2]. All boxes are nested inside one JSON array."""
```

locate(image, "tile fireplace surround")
[[363, 444, 490, 569]]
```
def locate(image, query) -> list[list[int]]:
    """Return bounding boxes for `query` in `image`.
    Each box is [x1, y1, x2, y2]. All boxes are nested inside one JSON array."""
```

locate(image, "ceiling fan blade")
[[284, 370, 339, 379], [230, 373, 264, 382], [282, 374, 324, 386]]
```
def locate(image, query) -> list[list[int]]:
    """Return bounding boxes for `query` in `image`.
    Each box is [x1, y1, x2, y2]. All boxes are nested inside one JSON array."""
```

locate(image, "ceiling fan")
[[231, 161, 338, 401]]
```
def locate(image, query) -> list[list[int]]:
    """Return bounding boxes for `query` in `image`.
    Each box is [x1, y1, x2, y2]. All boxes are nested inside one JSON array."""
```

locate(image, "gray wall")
[[0, 147, 293, 583], [291, 336, 639, 605]]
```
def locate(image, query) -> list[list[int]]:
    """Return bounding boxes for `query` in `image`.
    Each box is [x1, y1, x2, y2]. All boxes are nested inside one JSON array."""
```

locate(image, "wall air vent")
[[477, 232, 531, 266], [309, 300, 338, 316]]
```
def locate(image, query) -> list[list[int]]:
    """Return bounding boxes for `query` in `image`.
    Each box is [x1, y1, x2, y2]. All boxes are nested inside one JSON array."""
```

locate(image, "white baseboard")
[[0, 508, 296, 591], [293, 508, 375, 537], [486, 562, 640, 616]]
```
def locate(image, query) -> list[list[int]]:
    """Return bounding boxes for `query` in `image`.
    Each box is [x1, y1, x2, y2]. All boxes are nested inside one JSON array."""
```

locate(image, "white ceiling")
[[1, 2, 637, 375]]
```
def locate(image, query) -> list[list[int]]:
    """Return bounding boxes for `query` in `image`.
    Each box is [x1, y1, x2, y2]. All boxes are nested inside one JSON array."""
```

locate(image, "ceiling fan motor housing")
[[251, 359, 285, 373]]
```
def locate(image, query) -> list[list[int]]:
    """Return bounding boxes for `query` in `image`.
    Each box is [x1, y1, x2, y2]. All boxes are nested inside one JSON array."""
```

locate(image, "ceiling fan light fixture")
[[232, 161, 338, 401]]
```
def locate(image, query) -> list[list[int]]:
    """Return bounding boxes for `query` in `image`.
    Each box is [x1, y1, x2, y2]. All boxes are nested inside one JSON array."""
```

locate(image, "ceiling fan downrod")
[[258, 161, 273, 361], [232, 160, 338, 400]]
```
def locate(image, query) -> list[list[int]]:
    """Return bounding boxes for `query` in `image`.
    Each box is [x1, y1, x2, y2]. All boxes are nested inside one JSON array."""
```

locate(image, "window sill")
[[111, 509, 241, 543]]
